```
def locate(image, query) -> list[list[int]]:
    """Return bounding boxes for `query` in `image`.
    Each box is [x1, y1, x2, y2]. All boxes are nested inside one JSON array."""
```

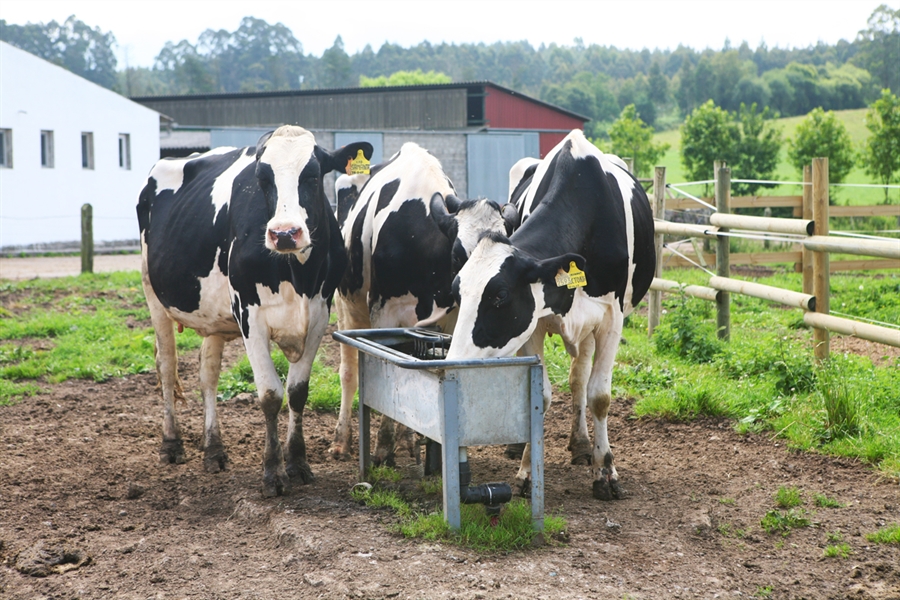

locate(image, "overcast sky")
[[0, 0, 890, 69]]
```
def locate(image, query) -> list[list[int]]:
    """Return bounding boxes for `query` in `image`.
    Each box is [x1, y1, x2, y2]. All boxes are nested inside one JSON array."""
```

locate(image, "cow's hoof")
[[610, 480, 624, 499], [203, 444, 228, 473], [286, 461, 315, 485], [517, 476, 532, 498], [328, 444, 352, 461], [504, 443, 526, 460], [262, 471, 290, 498], [567, 438, 592, 465], [159, 439, 185, 465], [593, 478, 623, 500], [372, 449, 396, 468]]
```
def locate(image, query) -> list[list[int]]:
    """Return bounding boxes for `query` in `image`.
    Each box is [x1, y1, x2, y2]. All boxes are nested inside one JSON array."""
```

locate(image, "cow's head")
[[445, 231, 584, 360], [255, 126, 372, 261], [430, 194, 519, 277]]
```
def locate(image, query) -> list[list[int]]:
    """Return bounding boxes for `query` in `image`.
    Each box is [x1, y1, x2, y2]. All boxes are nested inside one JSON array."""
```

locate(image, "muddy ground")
[[1, 321, 899, 599]]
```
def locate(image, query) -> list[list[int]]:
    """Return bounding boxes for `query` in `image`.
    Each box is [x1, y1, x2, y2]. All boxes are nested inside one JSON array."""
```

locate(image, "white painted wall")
[[0, 41, 159, 248]]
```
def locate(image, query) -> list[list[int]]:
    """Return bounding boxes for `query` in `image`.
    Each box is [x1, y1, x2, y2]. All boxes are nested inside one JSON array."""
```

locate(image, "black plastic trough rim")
[[332, 328, 541, 370]]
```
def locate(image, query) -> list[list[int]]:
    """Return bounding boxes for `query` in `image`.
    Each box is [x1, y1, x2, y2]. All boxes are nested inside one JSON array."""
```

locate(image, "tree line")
[[1, 5, 896, 135]]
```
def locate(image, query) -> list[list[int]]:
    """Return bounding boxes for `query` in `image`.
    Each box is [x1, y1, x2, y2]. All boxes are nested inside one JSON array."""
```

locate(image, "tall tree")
[[853, 5, 900, 94], [859, 89, 900, 202], [320, 36, 353, 88], [606, 104, 670, 177], [680, 100, 739, 192], [0, 15, 118, 89], [787, 108, 856, 187], [731, 103, 782, 194]]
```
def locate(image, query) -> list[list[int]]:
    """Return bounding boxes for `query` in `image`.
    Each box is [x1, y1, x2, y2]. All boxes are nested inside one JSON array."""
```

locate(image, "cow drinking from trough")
[[331, 142, 513, 463], [445, 129, 655, 500], [137, 125, 372, 497]]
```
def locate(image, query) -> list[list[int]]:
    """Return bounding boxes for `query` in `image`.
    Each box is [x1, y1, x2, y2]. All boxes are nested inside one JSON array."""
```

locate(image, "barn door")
[[466, 132, 539, 203]]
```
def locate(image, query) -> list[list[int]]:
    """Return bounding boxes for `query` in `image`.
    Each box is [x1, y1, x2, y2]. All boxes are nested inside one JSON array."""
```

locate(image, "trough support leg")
[[358, 352, 371, 481], [530, 364, 545, 533], [441, 375, 461, 530]]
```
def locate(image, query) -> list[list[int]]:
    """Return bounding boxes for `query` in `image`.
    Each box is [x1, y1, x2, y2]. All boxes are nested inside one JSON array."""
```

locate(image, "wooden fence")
[[646, 159, 900, 357]]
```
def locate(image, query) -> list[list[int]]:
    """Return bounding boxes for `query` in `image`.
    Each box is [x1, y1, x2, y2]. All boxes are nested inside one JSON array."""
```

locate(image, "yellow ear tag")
[[555, 261, 587, 289], [346, 149, 370, 176]]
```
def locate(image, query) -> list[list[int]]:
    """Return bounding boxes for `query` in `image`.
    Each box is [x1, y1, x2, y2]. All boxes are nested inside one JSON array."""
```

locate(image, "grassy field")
[[2, 268, 898, 480], [652, 108, 898, 206]]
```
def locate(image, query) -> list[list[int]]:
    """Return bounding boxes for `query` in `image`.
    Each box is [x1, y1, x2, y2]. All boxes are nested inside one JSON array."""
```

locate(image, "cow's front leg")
[[244, 334, 288, 497], [588, 315, 624, 500], [199, 335, 228, 472], [567, 335, 594, 466], [284, 299, 329, 484]]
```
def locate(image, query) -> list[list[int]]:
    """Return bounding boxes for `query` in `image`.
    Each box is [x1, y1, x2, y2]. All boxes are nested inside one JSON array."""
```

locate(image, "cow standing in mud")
[[137, 125, 372, 497], [331, 142, 514, 464], [446, 129, 656, 500]]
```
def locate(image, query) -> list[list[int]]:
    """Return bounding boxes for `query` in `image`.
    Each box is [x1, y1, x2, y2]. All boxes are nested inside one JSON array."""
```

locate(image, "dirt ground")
[[1, 324, 899, 600]]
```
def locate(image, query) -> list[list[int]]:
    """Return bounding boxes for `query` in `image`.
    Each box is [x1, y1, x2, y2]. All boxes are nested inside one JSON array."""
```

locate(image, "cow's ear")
[[445, 193, 461, 214], [500, 203, 519, 236], [525, 253, 586, 284], [430, 193, 458, 240], [318, 142, 374, 175], [255, 130, 275, 158]]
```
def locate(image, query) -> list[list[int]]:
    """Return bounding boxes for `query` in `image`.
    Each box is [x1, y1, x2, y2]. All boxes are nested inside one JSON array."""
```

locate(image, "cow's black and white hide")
[[331, 142, 510, 463], [137, 125, 372, 497], [446, 129, 655, 500]]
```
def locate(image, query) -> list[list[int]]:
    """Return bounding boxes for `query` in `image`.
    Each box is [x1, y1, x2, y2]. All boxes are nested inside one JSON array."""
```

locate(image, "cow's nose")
[[269, 227, 299, 250]]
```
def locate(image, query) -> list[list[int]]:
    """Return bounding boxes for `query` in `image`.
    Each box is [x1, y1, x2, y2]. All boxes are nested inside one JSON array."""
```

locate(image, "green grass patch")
[[774, 486, 803, 509], [216, 349, 343, 411], [621, 269, 900, 479], [760, 508, 812, 536], [865, 523, 900, 545], [351, 476, 566, 552], [0, 273, 172, 399], [823, 543, 852, 558], [815, 494, 845, 509]]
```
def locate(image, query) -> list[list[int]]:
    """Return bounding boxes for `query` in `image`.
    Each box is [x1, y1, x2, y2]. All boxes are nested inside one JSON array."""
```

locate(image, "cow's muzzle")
[[269, 227, 301, 251]]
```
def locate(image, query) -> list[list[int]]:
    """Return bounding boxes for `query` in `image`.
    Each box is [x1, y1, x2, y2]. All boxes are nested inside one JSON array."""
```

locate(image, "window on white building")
[[41, 130, 54, 168], [0, 129, 11, 168], [81, 132, 95, 169], [118, 133, 131, 170]]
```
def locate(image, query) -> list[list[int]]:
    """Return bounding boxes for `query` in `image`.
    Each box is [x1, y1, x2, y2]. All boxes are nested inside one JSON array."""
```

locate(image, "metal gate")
[[466, 132, 539, 203]]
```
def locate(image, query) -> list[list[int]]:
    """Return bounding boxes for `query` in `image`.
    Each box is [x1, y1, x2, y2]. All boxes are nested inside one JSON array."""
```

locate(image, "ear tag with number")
[[555, 261, 587, 289], [346, 149, 371, 176]]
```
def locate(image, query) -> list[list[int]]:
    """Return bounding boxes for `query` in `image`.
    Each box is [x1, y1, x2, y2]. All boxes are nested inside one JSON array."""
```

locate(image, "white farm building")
[[0, 41, 159, 251]]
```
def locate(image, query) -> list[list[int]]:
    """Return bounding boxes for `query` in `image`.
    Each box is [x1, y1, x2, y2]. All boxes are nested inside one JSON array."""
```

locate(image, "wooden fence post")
[[715, 164, 731, 341], [623, 157, 634, 174], [812, 158, 830, 361], [81, 203, 93, 274], [648, 166, 666, 337], [801, 164, 813, 295]]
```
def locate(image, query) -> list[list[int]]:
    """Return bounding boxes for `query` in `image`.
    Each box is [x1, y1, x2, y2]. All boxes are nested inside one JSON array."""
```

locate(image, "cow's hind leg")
[[567, 335, 594, 466], [331, 292, 369, 460], [142, 268, 185, 465], [200, 335, 228, 473], [587, 312, 624, 501]]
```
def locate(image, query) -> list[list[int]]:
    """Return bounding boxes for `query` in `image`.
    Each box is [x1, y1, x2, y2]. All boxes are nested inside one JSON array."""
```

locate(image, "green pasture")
[[653, 108, 897, 206], [1, 267, 898, 481]]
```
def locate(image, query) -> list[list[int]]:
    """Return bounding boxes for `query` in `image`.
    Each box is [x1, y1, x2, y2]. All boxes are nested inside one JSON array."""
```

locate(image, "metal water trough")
[[333, 328, 545, 531]]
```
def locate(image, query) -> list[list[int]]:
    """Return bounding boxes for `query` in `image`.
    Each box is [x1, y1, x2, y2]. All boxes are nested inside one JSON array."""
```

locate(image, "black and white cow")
[[137, 125, 372, 497], [446, 129, 655, 500], [331, 142, 511, 462]]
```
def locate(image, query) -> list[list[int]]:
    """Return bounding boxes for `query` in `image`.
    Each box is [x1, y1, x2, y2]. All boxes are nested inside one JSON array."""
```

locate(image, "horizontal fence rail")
[[647, 161, 899, 354]]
